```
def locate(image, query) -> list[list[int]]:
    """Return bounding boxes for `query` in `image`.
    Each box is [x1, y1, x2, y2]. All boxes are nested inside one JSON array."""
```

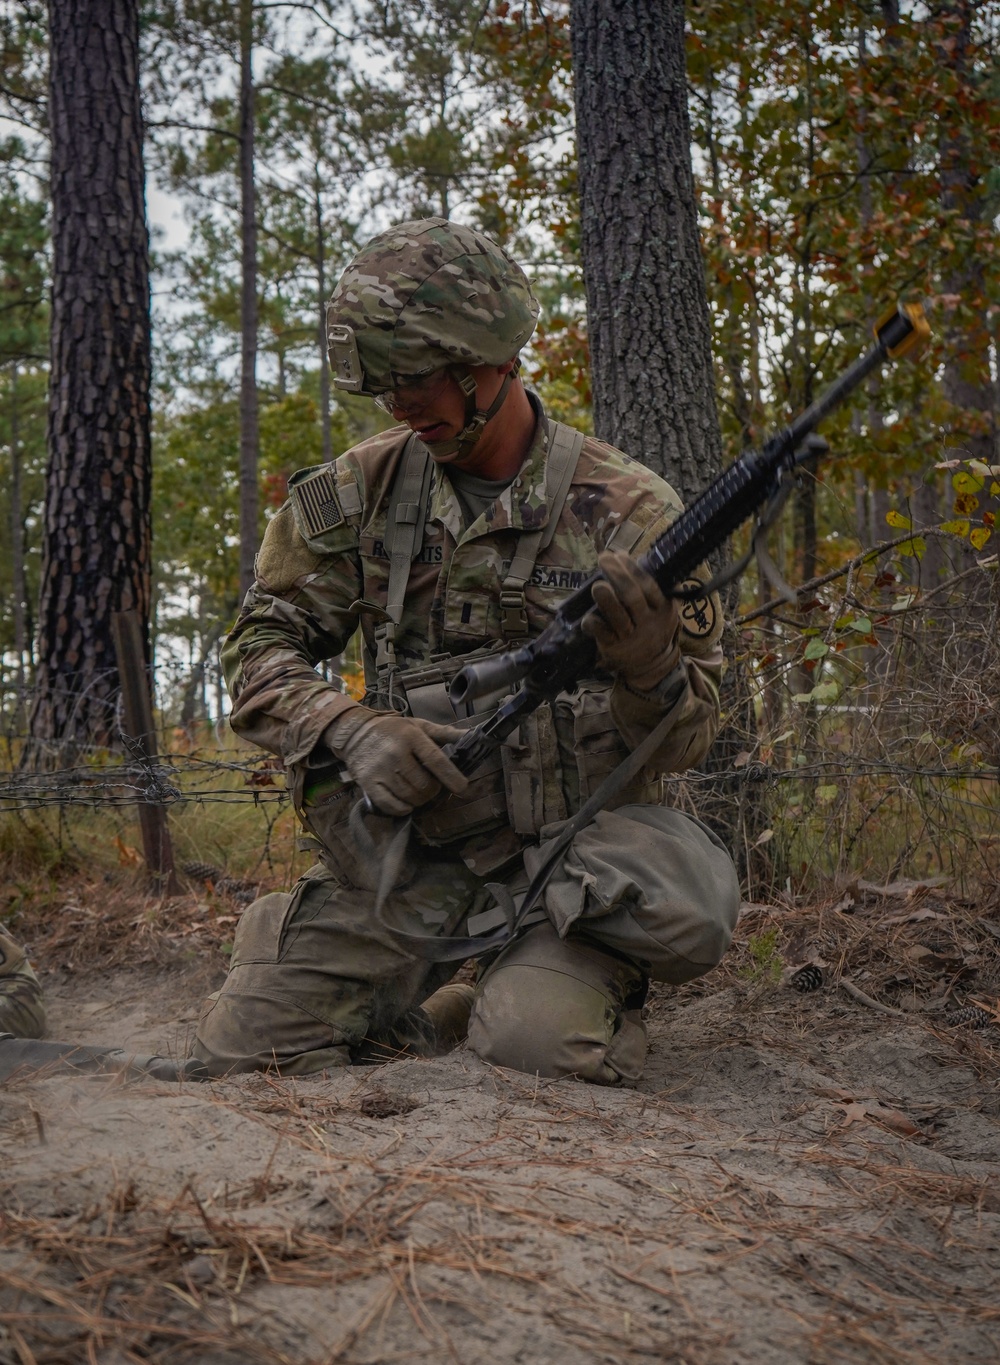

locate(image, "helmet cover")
[[326, 217, 539, 395]]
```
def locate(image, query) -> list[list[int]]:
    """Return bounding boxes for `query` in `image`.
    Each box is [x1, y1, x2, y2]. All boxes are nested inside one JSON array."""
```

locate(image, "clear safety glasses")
[[373, 368, 454, 416]]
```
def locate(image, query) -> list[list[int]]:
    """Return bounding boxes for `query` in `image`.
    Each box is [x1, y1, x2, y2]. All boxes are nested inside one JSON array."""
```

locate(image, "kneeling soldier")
[[193, 218, 740, 1084]]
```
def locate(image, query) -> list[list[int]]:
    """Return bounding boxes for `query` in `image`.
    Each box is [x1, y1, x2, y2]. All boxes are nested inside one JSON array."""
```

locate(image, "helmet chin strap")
[[422, 361, 520, 464]]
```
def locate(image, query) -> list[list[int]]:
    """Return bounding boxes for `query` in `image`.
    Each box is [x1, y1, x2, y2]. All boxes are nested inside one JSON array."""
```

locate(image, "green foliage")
[[0, 365, 47, 658], [152, 381, 372, 640], [741, 928, 784, 983], [0, 171, 49, 672], [687, 0, 1000, 482], [2, 0, 998, 898], [0, 809, 74, 880]]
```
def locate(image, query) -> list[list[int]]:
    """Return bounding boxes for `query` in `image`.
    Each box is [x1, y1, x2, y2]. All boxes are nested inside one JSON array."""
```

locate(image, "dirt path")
[[3, 883, 1000, 1364]]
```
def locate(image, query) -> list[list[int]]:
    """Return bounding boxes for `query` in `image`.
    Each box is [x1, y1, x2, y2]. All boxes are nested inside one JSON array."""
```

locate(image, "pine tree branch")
[[147, 119, 240, 143]]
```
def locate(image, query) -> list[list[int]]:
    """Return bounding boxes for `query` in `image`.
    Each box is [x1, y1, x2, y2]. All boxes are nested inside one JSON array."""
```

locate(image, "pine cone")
[[789, 964, 824, 993], [182, 861, 223, 885], [216, 878, 259, 905], [946, 1005, 992, 1030]]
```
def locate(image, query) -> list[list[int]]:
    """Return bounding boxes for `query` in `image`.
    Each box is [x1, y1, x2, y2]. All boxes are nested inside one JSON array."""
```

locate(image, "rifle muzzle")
[[450, 646, 533, 706]]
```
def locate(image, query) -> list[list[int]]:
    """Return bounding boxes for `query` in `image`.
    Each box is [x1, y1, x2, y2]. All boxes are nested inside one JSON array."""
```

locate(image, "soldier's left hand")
[[582, 549, 681, 692]]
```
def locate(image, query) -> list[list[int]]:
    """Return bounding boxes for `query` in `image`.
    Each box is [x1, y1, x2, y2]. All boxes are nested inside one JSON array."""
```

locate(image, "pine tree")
[[29, 0, 152, 757], [569, 0, 722, 497]]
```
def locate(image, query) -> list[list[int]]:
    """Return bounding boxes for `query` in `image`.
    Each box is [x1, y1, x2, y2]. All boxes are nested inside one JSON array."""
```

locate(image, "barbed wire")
[[0, 749, 995, 814]]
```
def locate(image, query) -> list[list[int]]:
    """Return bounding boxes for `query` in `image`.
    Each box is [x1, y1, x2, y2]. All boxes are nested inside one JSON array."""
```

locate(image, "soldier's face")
[[383, 364, 509, 466]]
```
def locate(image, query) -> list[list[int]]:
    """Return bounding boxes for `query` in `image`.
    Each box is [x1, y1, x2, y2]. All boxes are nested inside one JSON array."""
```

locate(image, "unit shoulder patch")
[[677, 579, 717, 639]]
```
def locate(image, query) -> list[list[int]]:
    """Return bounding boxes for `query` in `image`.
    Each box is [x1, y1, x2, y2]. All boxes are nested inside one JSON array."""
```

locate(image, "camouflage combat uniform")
[[193, 398, 740, 1083], [0, 924, 46, 1040]]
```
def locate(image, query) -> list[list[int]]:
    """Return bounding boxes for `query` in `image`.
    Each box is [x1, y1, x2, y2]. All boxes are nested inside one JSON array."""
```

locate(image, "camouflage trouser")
[[192, 801, 740, 1086], [0, 924, 46, 1040]]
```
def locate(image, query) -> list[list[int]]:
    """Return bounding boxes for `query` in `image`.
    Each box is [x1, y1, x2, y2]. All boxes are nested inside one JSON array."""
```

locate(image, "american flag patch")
[[293, 467, 343, 537]]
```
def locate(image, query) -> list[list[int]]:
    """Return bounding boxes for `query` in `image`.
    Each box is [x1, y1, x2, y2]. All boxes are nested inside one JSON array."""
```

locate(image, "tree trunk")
[[569, 0, 722, 499], [316, 176, 332, 464], [238, 0, 259, 600], [30, 0, 151, 758], [570, 0, 767, 885], [9, 362, 27, 703], [178, 622, 223, 738], [936, 1, 995, 468]]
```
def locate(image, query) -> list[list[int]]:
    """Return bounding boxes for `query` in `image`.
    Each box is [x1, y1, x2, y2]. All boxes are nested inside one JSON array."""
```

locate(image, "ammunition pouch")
[[401, 650, 659, 848], [293, 648, 664, 875], [400, 645, 514, 845]]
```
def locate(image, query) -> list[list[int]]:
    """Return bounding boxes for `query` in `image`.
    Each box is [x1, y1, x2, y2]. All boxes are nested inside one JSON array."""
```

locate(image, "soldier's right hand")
[[325, 709, 469, 816]]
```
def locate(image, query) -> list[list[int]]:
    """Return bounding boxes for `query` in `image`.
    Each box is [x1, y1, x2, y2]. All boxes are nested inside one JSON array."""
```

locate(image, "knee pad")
[[468, 922, 646, 1086]]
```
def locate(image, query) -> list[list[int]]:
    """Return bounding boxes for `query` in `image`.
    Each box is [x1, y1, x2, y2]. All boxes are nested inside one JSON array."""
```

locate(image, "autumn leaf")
[[897, 537, 927, 560], [953, 471, 984, 495], [114, 836, 142, 868], [837, 1100, 922, 1137]]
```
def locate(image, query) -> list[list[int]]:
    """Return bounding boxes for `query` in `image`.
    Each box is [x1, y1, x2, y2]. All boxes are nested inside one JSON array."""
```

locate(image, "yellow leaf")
[[970, 527, 992, 550], [953, 470, 984, 494], [898, 537, 926, 560], [885, 509, 911, 529], [953, 493, 979, 515], [940, 519, 970, 537]]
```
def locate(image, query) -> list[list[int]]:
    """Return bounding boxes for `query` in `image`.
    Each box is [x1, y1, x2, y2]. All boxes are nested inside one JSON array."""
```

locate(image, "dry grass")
[[3, 1079, 998, 1365], [692, 875, 1000, 1021], [0, 1158, 728, 1364], [3, 821, 1000, 1362]]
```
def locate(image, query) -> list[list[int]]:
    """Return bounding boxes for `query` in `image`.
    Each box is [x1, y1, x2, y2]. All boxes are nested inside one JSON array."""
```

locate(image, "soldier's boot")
[[0, 1033, 205, 1084], [418, 981, 475, 1053], [0, 925, 46, 1040], [352, 982, 476, 1065]]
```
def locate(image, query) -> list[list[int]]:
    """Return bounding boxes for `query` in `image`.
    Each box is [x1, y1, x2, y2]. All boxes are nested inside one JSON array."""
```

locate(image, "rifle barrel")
[[450, 301, 928, 711]]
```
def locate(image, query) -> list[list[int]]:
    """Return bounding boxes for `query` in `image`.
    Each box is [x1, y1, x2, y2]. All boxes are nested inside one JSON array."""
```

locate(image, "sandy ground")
[[2, 888, 1000, 1364]]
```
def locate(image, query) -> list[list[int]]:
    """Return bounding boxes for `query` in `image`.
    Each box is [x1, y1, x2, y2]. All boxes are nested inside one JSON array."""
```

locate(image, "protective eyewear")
[[374, 369, 454, 416]]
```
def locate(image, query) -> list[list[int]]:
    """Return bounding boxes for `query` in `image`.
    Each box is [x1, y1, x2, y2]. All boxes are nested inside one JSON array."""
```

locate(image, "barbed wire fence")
[[1, 539, 998, 902]]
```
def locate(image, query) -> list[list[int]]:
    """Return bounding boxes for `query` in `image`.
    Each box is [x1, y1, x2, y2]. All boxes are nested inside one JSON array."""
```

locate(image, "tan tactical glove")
[[581, 549, 681, 692], [324, 708, 469, 817]]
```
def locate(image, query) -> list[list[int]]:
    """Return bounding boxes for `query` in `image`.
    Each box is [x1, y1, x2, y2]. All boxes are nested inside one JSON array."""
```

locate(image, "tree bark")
[[238, 0, 260, 599], [9, 362, 27, 702], [30, 0, 151, 757], [570, 0, 766, 884], [569, 0, 722, 498], [936, 1, 995, 467], [315, 174, 332, 464]]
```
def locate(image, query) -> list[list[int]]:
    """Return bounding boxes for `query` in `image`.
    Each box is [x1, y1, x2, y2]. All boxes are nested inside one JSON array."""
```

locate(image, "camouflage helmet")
[[326, 217, 539, 397]]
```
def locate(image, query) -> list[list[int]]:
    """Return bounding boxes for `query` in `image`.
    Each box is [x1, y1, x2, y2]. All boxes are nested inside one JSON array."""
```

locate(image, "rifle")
[[365, 301, 929, 960], [441, 301, 929, 776]]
